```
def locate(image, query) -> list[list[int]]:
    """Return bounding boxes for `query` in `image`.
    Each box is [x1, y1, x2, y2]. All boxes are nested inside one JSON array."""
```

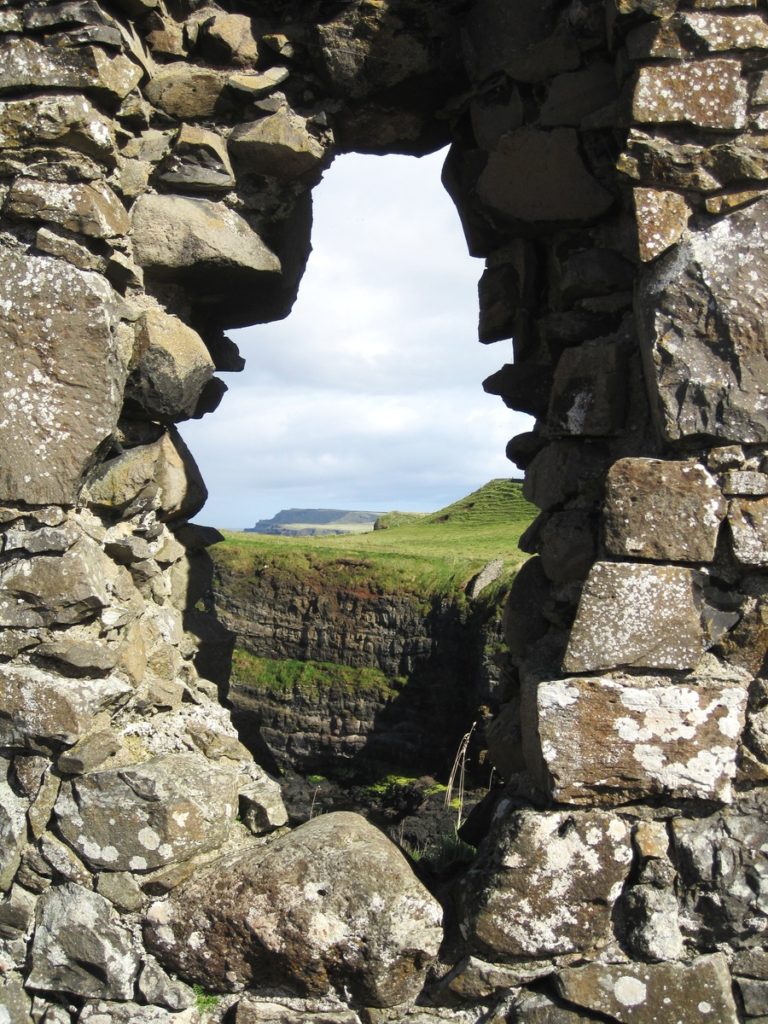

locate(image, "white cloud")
[[180, 148, 532, 529]]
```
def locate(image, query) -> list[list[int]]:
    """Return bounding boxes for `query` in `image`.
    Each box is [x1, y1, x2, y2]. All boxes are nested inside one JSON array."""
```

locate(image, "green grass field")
[[213, 479, 537, 597]]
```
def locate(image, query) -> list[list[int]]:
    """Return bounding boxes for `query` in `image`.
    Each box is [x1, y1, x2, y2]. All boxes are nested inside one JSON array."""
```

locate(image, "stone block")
[[155, 123, 235, 192], [555, 954, 739, 1024], [0, 666, 131, 752], [7, 179, 129, 238], [564, 562, 709, 672], [0, 93, 116, 162], [28, 883, 140, 999], [680, 12, 768, 50], [475, 128, 613, 226], [458, 806, 631, 958], [632, 59, 748, 130], [55, 752, 238, 872], [547, 336, 629, 436], [604, 458, 726, 562], [229, 110, 325, 179], [144, 64, 226, 118], [525, 672, 747, 804], [0, 38, 141, 100], [634, 187, 691, 262], [0, 252, 126, 505], [728, 497, 768, 566], [637, 198, 768, 443]]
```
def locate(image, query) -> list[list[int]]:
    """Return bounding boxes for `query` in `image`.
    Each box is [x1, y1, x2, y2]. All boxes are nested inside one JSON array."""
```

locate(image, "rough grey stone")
[[729, 497, 768, 567], [555, 953, 739, 1023], [637, 198, 768, 444], [7, 179, 129, 239], [524, 671, 747, 805], [95, 871, 144, 913], [0, 972, 33, 1024], [238, 772, 288, 834], [604, 458, 726, 562], [145, 811, 442, 1007], [77, 1002, 201, 1023], [28, 883, 140, 1000], [0, 37, 141, 100], [0, 252, 127, 505], [55, 752, 238, 872], [458, 805, 631, 958], [126, 309, 215, 423], [547, 336, 629, 437], [229, 110, 325, 179], [0, 765, 27, 891], [0, 665, 131, 752], [155, 124, 235, 192], [623, 885, 684, 962], [0, 93, 116, 162], [137, 955, 196, 1011]]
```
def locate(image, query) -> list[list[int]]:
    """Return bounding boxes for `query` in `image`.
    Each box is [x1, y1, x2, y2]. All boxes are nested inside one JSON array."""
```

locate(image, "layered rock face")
[[0, 1, 767, 1023]]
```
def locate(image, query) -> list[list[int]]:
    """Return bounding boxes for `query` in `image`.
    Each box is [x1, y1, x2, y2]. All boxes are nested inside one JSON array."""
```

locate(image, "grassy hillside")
[[213, 479, 536, 596]]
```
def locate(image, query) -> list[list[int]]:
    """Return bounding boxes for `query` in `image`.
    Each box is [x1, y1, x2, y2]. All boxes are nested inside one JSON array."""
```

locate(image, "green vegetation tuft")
[[231, 648, 401, 701], [214, 479, 536, 598], [193, 985, 219, 1014]]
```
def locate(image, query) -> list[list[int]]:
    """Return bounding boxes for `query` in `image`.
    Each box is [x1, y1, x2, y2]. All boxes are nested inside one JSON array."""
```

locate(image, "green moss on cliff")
[[231, 648, 402, 701]]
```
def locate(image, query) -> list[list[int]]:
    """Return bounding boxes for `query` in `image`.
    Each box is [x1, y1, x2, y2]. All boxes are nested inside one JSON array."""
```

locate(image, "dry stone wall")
[[0, 0, 766, 1022]]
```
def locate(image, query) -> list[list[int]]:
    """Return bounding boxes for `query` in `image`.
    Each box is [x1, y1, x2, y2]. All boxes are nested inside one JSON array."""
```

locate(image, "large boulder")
[[0, 252, 127, 505], [145, 811, 443, 1007], [637, 197, 768, 444], [458, 806, 631, 958], [55, 753, 239, 872]]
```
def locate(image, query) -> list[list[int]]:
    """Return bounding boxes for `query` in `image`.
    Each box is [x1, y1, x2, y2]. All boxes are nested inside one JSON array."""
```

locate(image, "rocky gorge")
[[1, 0, 768, 1022]]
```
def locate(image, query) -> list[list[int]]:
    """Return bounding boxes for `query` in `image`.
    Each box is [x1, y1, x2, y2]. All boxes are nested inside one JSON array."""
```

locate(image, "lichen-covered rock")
[[239, 771, 289, 834], [637, 197, 768, 444], [563, 562, 710, 672], [55, 752, 238, 872], [144, 64, 227, 118], [634, 187, 691, 261], [0, 93, 116, 162], [0, 973, 33, 1024], [0, 251, 127, 505], [0, 764, 27, 891], [27, 883, 140, 999], [7, 179, 129, 239], [145, 811, 442, 1007], [672, 790, 768, 946], [458, 806, 631, 958], [623, 884, 684, 962], [0, 37, 141, 99], [78, 1002, 202, 1024], [234, 997, 361, 1023], [524, 672, 748, 804], [156, 124, 235, 192], [632, 59, 748, 130], [604, 458, 727, 562], [555, 953, 739, 1023], [0, 665, 131, 751], [126, 309, 215, 423]]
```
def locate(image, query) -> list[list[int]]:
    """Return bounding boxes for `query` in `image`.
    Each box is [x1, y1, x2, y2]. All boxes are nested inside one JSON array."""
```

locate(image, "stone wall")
[[0, 0, 766, 1022]]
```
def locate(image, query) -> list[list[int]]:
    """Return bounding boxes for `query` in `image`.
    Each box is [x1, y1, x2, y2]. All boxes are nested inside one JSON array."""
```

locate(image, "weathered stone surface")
[[723, 470, 768, 496], [55, 752, 238, 872], [234, 999, 361, 1023], [623, 884, 684, 962], [28, 883, 140, 999], [0, 766, 27, 892], [0, 252, 126, 505], [672, 790, 768, 946], [458, 806, 631, 957], [137, 955, 196, 1011], [126, 309, 215, 423], [78, 1004, 201, 1024], [8, 179, 129, 238], [199, 12, 258, 66], [555, 954, 739, 1023], [564, 562, 709, 672], [0, 536, 111, 628], [729, 497, 768, 566], [604, 458, 727, 562], [475, 128, 613, 225], [0, 973, 32, 1024], [0, 665, 130, 751], [229, 110, 325, 179], [144, 64, 226, 118], [82, 430, 207, 522], [145, 811, 442, 1007], [0, 38, 141, 100], [637, 198, 768, 444], [525, 672, 748, 804], [540, 62, 617, 127], [0, 93, 116, 162], [634, 187, 690, 262], [632, 59, 748, 130], [96, 871, 144, 913], [156, 124, 235, 192], [547, 336, 629, 436], [681, 12, 768, 50], [239, 772, 288, 834]]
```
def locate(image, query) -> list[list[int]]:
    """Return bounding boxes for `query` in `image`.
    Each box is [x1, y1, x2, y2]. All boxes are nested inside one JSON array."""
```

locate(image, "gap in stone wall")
[[180, 149, 532, 530]]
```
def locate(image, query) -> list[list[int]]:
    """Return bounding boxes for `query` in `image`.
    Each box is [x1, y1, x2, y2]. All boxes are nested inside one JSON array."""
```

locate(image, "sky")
[[179, 148, 532, 530]]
